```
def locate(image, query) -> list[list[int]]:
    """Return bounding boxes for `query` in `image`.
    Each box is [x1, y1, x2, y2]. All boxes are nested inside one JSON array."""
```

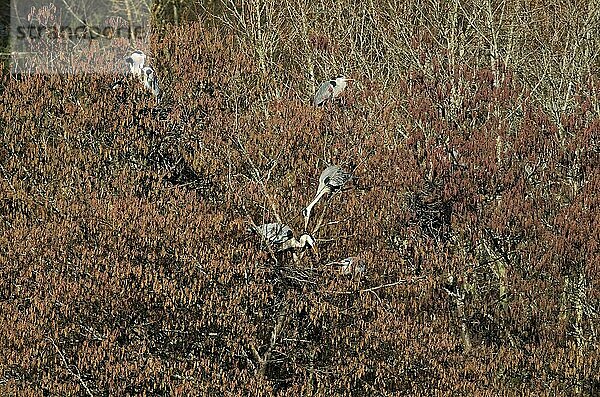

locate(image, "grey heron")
[[303, 165, 352, 229], [111, 50, 145, 89], [125, 50, 146, 78], [252, 223, 317, 253], [313, 76, 353, 106], [142, 66, 161, 99], [339, 256, 366, 275]]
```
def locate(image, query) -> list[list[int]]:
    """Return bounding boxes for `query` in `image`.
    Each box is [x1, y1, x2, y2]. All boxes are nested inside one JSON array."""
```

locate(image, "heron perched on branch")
[[314, 76, 353, 106], [326, 256, 366, 275], [125, 50, 146, 78], [113, 50, 161, 100], [111, 50, 145, 89], [303, 165, 352, 229], [252, 223, 317, 253], [142, 66, 161, 99]]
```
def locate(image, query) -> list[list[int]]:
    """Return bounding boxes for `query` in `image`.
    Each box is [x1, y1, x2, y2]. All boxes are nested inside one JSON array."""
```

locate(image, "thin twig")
[[47, 337, 94, 397], [235, 137, 282, 224]]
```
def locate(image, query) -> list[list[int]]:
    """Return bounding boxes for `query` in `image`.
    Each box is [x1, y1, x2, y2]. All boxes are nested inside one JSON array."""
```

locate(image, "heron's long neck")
[[304, 187, 329, 219]]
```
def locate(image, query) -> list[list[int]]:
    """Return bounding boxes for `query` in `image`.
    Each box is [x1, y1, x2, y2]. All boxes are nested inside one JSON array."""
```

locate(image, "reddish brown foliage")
[[1, 14, 599, 396]]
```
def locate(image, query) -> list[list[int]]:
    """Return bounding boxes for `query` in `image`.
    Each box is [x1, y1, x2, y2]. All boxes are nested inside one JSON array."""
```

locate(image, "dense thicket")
[[1, 0, 599, 395]]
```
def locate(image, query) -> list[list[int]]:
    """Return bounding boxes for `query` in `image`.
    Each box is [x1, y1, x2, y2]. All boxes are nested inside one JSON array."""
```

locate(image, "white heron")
[[252, 223, 317, 253], [313, 75, 353, 106], [142, 66, 161, 99], [303, 165, 352, 229]]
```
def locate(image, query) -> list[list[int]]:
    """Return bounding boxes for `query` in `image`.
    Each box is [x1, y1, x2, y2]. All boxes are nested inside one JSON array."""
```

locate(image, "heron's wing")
[[271, 224, 293, 244], [150, 74, 161, 97], [257, 223, 292, 244], [321, 165, 351, 189], [313, 81, 333, 106], [320, 165, 339, 182], [255, 223, 276, 241]]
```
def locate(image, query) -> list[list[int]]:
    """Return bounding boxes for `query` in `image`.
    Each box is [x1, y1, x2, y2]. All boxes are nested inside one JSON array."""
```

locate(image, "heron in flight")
[[142, 66, 161, 99], [313, 75, 353, 106], [252, 223, 317, 253], [303, 165, 352, 229]]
